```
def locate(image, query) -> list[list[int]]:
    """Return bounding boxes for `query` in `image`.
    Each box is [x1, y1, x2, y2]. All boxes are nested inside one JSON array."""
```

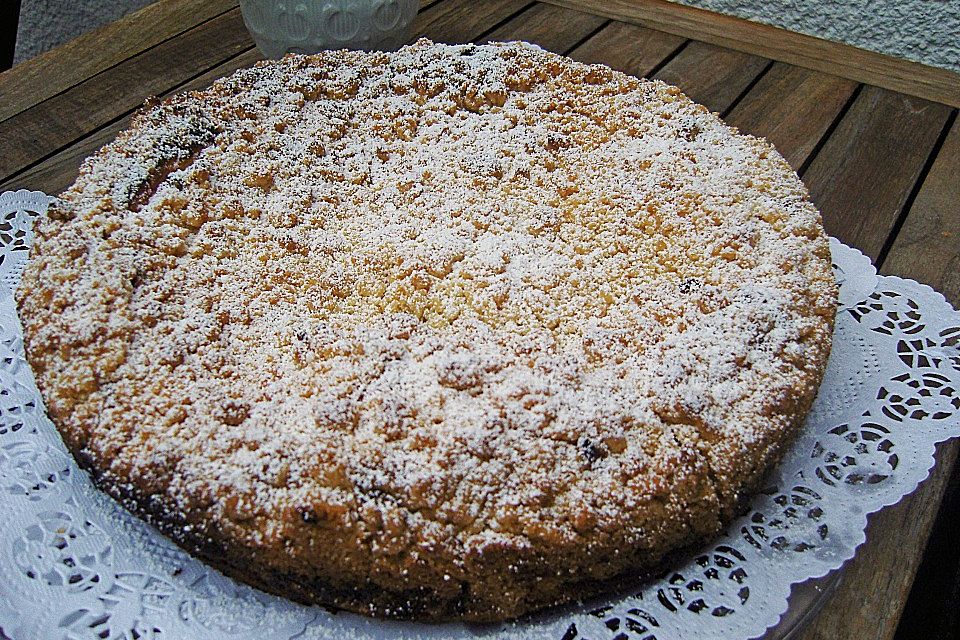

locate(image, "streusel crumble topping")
[[18, 39, 836, 620]]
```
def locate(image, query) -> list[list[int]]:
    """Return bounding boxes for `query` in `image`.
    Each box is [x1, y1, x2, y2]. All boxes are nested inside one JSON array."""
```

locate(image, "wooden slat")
[[802, 86, 952, 262], [796, 448, 960, 640], [653, 40, 769, 114], [0, 0, 239, 122], [2, 0, 527, 195], [0, 121, 123, 195], [569, 25, 766, 115], [772, 98, 958, 640], [883, 117, 960, 303], [0, 48, 266, 195], [724, 63, 858, 170], [541, 0, 960, 107], [0, 0, 482, 184], [796, 111, 960, 640], [894, 447, 960, 639], [569, 20, 685, 78], [800, 105, 960, 624], [0, 8, 254, 182], [482, 2, 607, 53], [413, 0, 532, 43]]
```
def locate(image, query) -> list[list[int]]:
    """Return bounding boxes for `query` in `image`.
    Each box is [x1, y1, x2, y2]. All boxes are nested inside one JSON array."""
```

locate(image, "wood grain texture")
[[724, 63, 858, 170], [883, 117, 960, 304], [569, 20, 685, 79], [803, 85, 952, 262], [719, 77, 955, 640], [0, 8, 254, 182], [795, 447, 960, 640], [792, 105, 958, 640], [0, 0, 239, 122], [895, 440, 960, 640], [482, 2, 607, 53], [413, 0, 532, 43], [0, 47, 266, 195], [842, 114, 960, 640], [652, 40, 769, 114], [540, 0, 960, 107], [1, 0, 522, 194]]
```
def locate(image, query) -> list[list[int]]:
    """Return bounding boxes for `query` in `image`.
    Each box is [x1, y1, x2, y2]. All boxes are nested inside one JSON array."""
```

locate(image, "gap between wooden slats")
[[804, 87, 952, 263], [0, 0, 240, 122], [0, 0, 448, 127], [0, 0, 484, 186], [880, 109, 960, 640], [2, 1, 615, 194], [0, 8, 253, 180], [787, 94, 957, 640], [0, 0, 497, 191]]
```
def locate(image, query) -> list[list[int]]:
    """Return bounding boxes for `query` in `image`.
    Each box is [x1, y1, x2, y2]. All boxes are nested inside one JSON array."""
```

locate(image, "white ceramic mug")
[[239, 0, 419, 58]]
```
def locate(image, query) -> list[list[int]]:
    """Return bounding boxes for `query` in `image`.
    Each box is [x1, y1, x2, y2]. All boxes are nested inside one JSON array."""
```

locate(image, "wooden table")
[[1, 1, 957, 638]]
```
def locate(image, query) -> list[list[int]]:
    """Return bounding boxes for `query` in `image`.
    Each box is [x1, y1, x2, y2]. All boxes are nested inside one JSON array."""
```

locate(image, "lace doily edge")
[[2, 193, 959, 640]]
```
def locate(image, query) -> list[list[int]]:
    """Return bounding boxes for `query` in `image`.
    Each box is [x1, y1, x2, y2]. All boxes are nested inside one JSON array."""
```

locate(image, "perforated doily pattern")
[[1, 191, 958, 640]]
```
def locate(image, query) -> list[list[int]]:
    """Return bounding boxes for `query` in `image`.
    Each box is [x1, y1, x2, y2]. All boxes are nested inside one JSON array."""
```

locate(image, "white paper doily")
[[1, 189, 958, 640]]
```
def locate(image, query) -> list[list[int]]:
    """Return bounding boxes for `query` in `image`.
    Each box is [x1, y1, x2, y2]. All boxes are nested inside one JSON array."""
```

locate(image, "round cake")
[[17, 39, 837, 621]]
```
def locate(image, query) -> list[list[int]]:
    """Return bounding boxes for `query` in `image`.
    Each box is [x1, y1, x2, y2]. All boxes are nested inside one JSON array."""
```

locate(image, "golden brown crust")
[[17, 39, 837, 621]]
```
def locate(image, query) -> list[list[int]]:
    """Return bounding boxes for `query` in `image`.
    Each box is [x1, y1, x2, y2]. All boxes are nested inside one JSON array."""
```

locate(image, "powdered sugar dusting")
[[17, 39, 836, 619]]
